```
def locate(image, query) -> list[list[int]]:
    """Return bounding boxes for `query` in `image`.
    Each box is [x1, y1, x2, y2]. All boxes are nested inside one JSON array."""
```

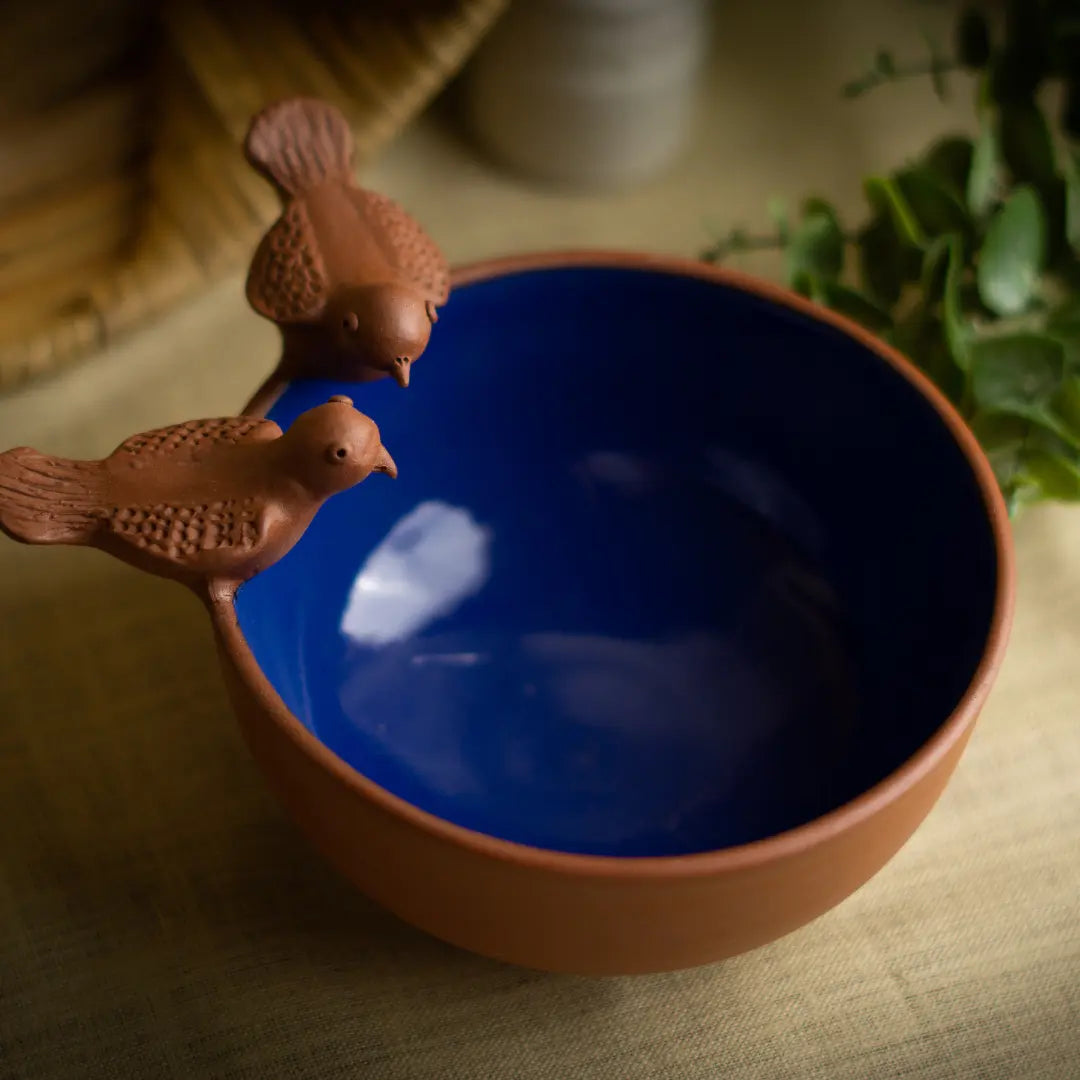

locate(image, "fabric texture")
[[2, 2, 1079, 1073]]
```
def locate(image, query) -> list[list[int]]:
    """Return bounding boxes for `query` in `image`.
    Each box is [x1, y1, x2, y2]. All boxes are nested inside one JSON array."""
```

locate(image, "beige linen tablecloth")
[[1, 3, 1078, 1076]]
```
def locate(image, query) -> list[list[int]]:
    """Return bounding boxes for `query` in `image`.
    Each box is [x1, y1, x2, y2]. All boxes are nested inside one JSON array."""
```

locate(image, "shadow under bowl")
[[215, 252, 1013, 974]]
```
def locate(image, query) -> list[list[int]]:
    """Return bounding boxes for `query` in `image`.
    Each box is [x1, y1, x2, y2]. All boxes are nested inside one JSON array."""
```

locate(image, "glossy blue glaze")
[[235, 265, 999, 857]]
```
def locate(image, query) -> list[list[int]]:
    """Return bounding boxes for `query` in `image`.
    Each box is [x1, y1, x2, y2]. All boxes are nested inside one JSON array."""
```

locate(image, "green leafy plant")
[[703, 1, 1080, 516]]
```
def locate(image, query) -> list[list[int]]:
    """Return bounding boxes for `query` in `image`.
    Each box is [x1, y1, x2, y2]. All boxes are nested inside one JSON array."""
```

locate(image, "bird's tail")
[[0, 448, 101, 545], [244, 98, 355, 199]]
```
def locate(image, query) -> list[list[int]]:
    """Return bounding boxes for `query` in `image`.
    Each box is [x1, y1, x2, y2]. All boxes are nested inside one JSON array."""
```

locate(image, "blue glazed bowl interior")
[[236, 264, 1000, 858]]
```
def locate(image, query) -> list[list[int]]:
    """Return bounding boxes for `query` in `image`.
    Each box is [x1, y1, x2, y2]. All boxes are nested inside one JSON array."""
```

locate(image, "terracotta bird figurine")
[[242, 97, 450, 412], [0, 396, 395, 604]]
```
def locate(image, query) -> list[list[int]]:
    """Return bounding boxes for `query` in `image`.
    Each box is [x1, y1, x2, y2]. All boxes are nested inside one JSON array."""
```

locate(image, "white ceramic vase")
[[464, 0, 711, 190]]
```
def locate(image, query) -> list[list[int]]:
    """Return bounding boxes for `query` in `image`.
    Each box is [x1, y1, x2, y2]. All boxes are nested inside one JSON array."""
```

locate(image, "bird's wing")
[[245, 201, 329, 323], [0, 448, 102, 545], [104, 497, 265, 568], [111, 416, 282, 462], [351, 189, 450, 305]]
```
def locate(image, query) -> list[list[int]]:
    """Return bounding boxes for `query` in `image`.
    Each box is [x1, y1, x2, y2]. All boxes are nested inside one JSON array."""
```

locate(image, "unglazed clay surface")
[[219, 253, 1013, 973], [0, 397, 395, 600], [244, 97, 450, 397]]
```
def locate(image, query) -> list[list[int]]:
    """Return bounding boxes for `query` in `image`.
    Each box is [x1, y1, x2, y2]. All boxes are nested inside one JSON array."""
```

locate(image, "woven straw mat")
[[0, 0, 507, 393]]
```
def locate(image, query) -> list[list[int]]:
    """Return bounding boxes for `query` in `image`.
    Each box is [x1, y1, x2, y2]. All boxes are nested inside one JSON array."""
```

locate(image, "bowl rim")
[[216, 248, 1016, 879]]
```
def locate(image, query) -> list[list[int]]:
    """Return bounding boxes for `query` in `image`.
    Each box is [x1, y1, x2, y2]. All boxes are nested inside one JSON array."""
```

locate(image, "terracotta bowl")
[[213, 251, 1013, 975]]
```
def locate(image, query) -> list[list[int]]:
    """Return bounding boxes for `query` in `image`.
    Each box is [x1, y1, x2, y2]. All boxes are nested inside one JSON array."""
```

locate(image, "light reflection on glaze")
[[325, 447, 858, 855], [573, 450, 662, 498], [238, 265, 1001, 859], [340, 500, 491, 647], [705, 447, 826, 562]]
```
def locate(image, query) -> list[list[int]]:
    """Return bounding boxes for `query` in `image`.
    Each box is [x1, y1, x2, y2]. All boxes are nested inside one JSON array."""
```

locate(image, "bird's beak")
[[374, 446, 398, 479], [392, 362, 410, 388]]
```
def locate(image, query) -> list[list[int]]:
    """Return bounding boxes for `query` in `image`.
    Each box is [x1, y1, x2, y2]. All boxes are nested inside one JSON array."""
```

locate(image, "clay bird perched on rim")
[[0, 396, 396, 603], [243, 96, 450, 411]]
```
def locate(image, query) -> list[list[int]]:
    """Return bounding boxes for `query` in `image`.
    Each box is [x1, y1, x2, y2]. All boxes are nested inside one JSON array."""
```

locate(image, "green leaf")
[[841, 75, 872, 100], [788, 270, 813, 298], [971, 411, 1029, 448], [874, 49, 896, 77], [767, 197, 790, 243], [942, 234, 972, 371], [809, 279, 893, 333], [970, 412, 1029, 492], [1005, 484, 1044, 516], [970, 334, 1065, 423], [920, 331, 967, 407], [800, 197, 839, 222], [886, 313, 921, 358], [784, 204, 844, 287], [1065, 149, 1080, 256], [856, 214, 907, 307], [896, 167, 972, 248], [1023, 449, 1080, 499], [920, 234, 952, 305], [999, 102, 1057, 188], [970, 410, 1080, 505], [976, 185, 1046, 316], [923, 136, 974, 197], [1048, 297, 1080, 337], [922, 28, 949, 101], [966, 118, 999, 218], [1062, 334, 1080, 376], [886, 307, 965, 408], [864, 176, 927, 248], [1052, 374, 1080, 437], [1021, 428, 1080, 500]]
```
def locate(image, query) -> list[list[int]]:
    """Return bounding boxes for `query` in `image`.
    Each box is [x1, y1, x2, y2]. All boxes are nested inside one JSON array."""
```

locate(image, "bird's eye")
[[341, 312, 360, 333], [326, 445, 349, 464]]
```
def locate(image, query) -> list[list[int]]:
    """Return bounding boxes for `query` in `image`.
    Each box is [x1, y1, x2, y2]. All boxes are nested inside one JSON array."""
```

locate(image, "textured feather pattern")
[[107, 417, 276, 562], [116, 416, 280, 460], [0, 400, 388, 597], [245, 203, 329, 323], [354, 189, 450, 303], [107, 499, 262, 563], [244, 98, 354, 198], [0, 448, 102, 544]]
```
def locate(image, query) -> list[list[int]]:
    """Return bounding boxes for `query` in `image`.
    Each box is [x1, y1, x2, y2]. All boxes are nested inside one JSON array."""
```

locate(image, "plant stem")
[[702, 232, 863, 264], [701, 234, 785, 263], [842, 58, 961, 99]]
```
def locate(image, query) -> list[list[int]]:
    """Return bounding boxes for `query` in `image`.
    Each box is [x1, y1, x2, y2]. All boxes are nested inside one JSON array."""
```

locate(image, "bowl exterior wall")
[[217, 252, 1011, 976], [216, 624, 973, 975]]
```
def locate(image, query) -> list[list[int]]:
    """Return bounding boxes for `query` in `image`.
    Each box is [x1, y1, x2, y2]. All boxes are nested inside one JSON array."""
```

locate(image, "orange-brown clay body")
[[213, 598, 982, 975], [0, 250, 1014, 976], [0, 397, 395, 602], [243, 98, 449, 412], [208, 252, 1016, 976]]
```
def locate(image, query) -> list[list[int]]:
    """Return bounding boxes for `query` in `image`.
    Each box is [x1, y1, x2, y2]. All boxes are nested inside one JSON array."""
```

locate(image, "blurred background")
[[5, 5, 1080, 1080], [0, 0, 980, 402]]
